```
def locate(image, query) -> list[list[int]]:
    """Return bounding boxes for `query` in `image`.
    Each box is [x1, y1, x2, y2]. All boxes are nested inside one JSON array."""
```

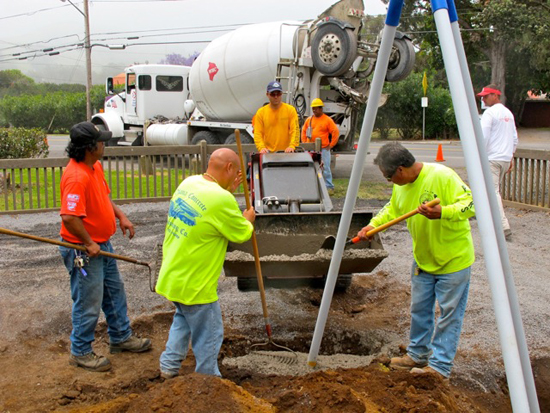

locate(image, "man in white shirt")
[[477, 84, 518, 240]]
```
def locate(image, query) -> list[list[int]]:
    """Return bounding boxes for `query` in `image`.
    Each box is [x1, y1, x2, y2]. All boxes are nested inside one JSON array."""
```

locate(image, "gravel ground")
[[1, 197, 549, 384]]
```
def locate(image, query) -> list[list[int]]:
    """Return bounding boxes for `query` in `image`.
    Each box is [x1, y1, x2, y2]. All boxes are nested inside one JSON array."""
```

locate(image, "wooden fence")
[[0, 141, 319, 214], [502, 148, 550, 211]]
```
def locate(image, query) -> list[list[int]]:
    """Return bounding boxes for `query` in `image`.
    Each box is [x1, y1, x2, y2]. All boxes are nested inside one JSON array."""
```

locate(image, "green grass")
[[333, 178, 392, 200], [0, 168, 190, 211]]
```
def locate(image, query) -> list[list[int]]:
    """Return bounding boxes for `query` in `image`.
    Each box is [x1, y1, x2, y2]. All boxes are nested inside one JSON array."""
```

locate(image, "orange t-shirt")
[[59, 159, 116, 244], [301, 113, 339, 149]]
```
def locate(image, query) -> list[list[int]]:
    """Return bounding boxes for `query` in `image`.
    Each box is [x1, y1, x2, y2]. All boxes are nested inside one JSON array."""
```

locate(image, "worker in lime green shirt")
[[253, 81, 299, 153], [358, 142, 475, 379], [156, 148, 255, 378]]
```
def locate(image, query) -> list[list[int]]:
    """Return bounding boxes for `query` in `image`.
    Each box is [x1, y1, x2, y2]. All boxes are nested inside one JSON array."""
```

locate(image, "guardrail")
[[0, 141, 320, 214], [502, 148, 550, 211]]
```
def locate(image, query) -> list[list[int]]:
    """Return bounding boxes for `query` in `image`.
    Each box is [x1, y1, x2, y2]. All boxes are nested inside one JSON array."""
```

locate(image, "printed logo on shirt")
[[67, 194, 80, 202], [419, 191, 437, 205], [501, 116, 512, 123], [67, 202, 77, 211], [168, 198, 202, 227]]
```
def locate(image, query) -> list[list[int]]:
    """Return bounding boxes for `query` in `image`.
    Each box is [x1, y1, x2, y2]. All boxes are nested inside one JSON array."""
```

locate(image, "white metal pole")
[[447, 2, 540, 410], [422, 106, 426, 140], [431, 2, 530, 411], [307, 0, 402, 367]]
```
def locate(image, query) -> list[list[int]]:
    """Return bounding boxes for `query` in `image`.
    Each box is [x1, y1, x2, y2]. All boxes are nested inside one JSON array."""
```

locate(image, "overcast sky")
[[0, 0, 387, 85]]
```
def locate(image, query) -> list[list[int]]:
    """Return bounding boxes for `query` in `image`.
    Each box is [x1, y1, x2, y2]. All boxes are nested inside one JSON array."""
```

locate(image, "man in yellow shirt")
[[253, 81, 299, 153], [358, 142, 475, 379], [156, 148, 255, 378]]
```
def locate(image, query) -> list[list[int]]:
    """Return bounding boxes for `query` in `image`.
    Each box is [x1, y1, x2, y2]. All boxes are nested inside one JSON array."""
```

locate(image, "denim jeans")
[[160, 301, 223, 377], [59, 240, 132, 356], [407, 262, 471, 377], [321, 148, 334, 190]]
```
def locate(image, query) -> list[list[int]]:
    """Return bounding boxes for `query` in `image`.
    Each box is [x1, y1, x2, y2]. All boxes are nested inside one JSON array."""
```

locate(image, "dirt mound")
[[71, 365, 486, 413]]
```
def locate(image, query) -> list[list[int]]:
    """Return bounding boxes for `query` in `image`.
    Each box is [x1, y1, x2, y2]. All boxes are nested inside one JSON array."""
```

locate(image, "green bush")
[[0, 128, 49, 159], [0, 84, 106, 133], [374, 72, 458, 140]]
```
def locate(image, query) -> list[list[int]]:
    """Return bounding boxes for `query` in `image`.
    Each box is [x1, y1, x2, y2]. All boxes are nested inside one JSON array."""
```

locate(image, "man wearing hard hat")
[[301, 98, 339, 193]]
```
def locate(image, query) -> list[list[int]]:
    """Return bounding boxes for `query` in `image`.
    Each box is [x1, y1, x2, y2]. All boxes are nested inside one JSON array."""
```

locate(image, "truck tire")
[[312, 274, 353, 292], [92, 121, 119, 147], [191, 131, 221, 145], [312, 23, 357, 77], [237, 277, 258, 292], [225, 131, 254, 144], [386, 37, 416, 83]]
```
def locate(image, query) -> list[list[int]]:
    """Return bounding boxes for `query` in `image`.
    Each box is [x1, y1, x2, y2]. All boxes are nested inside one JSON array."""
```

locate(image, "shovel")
[[0, 227, 156, 291], [320, 198, 441, 250], [234, 129, 296, 361]]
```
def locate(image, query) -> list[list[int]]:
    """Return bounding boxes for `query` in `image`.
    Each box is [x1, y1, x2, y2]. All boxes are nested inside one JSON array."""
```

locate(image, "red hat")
[[477, 87, 501, 97]]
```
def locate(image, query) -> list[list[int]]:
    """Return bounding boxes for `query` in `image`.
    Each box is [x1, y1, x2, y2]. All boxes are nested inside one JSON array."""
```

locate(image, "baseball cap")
[[266, 81, 283, 93], [70, 122, 112, 145], [477, 86, 501, 97]]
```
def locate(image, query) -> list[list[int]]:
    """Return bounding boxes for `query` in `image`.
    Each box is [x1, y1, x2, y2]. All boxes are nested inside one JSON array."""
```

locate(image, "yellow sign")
[[422, 72, 428, 96]]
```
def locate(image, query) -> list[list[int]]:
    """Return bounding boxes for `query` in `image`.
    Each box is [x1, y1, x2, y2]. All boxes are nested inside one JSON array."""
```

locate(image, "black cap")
[[70, 122, 112, 145]]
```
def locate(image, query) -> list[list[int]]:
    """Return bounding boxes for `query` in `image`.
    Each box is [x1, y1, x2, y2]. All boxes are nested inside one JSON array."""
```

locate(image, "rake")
[[234, 129, 297, 361]]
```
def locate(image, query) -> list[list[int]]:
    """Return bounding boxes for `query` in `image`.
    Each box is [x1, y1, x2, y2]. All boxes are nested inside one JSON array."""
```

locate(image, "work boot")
[[160, 370, 178, 380], [69, 352, 111, 372], [390, 354, 427, 371], [410, 366, 449, 381], [327, 188, 335, 196], [504, 229, 512, 241], [110, 335, 151, 354]]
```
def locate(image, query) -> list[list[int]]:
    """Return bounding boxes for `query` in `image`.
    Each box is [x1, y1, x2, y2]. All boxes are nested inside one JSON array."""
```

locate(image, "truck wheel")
[[386, 37, 416, 82], [312, 23, 357, 77], [225, 131, 254, 144], [237, 277, 258, 292], [335, 274, 353, 292], [311, 274, 353, 292], [191, 131, 221, 145], [93, 121, 119, 147]]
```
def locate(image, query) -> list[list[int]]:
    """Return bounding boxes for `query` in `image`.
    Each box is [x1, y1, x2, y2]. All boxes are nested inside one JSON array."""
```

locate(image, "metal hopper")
[[224, 211, 388, 291]]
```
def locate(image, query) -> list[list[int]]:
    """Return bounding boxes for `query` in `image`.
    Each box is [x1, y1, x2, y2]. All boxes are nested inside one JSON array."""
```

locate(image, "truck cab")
[[94, 64, 191, 145]]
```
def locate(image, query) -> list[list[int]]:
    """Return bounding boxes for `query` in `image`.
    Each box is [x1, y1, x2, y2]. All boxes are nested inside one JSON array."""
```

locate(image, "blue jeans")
[[407, 262, 470, 377], [59, 240, 132, 356], [160, 301, 223, 377], [321, 148, 334, 190]]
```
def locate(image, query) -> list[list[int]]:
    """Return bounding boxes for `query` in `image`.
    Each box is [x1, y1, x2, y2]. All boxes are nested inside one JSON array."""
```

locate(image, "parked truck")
[[92, 0, 415, 151]]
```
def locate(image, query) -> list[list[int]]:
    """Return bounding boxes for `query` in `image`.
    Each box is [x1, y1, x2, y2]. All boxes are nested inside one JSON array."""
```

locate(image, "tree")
[[159, 52, 200, 66], [394, 0, 550, 119], [0, 70, 36, 98]]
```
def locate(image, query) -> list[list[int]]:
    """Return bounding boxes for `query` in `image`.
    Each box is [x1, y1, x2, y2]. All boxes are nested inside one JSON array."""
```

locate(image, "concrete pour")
[[222, 351, 376, 376]]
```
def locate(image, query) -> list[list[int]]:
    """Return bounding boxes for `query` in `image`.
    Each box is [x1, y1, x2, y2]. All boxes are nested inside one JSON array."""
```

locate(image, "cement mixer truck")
[[92, 0, 415, 151]]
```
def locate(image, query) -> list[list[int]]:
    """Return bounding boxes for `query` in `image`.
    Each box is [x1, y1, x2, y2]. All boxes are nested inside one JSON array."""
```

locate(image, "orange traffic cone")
[[435, 144, 445, 162]]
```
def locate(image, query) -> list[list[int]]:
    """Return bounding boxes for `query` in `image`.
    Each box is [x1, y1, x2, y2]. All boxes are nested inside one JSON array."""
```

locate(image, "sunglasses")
[[384, 167, 400, 181], [269, 91, 282, 97]]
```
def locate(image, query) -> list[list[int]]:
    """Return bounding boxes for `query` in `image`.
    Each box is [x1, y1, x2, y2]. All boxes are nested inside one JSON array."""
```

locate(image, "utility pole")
[[62, 0, 92, 120], [83, 0, 92, 120]]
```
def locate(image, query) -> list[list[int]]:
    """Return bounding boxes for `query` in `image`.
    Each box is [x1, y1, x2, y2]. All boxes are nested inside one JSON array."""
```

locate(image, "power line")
[[0, 4, 72, 21]]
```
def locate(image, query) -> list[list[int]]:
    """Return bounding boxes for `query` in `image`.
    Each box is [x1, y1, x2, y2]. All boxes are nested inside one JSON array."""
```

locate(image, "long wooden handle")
[[0, 227, 150, 266], [350, 198, 441, 244], [235, 130, 272, 336]]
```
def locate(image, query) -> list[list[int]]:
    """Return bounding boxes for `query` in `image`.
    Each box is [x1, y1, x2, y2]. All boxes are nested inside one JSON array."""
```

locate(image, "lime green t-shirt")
[[370, 163, 475, 274], [155, 175, 253, 305]]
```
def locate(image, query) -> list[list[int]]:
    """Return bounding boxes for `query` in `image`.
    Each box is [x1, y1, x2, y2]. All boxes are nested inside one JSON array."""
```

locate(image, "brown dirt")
[[0, 273, 513, 413]]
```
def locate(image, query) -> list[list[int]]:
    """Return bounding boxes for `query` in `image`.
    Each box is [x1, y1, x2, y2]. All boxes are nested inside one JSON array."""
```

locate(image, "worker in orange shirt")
[[302, 98, 339, 193]]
